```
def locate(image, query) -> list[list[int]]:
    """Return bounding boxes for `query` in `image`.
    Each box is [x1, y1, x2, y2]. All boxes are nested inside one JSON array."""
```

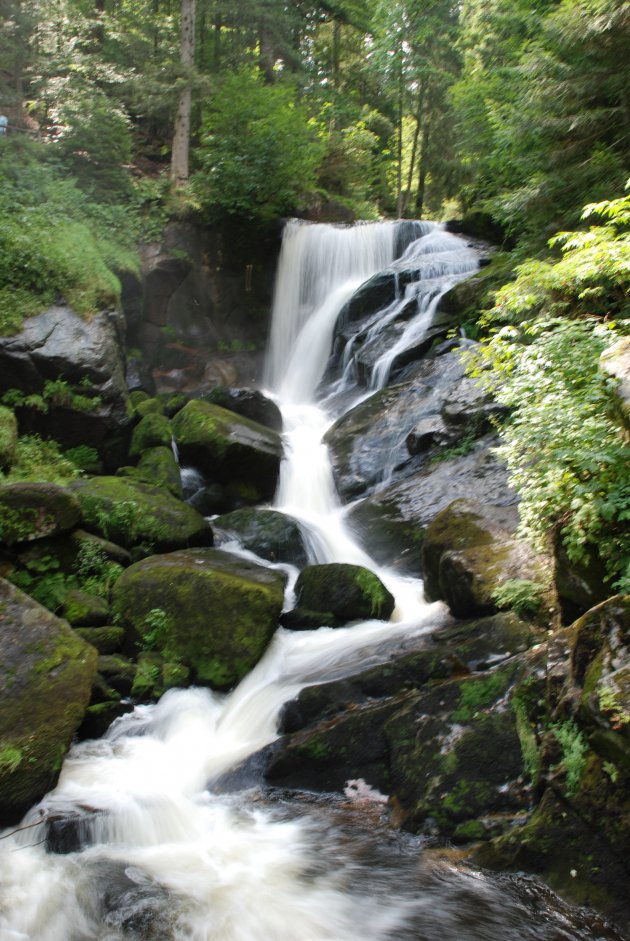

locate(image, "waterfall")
[[0, 220, 612, 941]]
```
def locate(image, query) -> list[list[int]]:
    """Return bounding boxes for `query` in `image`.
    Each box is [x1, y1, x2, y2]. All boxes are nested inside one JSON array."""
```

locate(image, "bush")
[[194, 69, 325, 223]]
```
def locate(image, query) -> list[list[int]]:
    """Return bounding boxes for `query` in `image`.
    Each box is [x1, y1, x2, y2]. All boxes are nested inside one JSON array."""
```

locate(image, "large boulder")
[[324, 345, 501, 501], [0, 305, 131, 451], [213, 508, 308, 567], [600, 337, 630, 432], [0, 578, 97, 824], [172, 399, 283, 504], [0, 483, 83, 545], [69, 476, 212, 553], [345, 437, 517, 576], [128, 412, 173, 459], [422, 499, 554, 620], [201, 387, 283, 432], [112, 548, 286, 691], [284, 563, 395, 628]]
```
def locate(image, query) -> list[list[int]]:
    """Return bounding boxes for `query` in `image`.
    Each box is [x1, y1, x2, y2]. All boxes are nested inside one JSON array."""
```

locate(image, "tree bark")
[[171, 0, 197, 187]]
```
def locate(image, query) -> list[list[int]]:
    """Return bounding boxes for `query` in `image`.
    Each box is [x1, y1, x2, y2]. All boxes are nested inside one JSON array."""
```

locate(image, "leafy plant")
[[0, 435, 79, 485], [491, 579, 545, 621], [553, 721, 588, 798], [74, 542, 124, 599], [142, 607, 170, 651]]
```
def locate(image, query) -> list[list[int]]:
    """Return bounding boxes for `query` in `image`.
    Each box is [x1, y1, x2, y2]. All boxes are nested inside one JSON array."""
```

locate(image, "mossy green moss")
[[129, 412, 173, 459], [0, 406, 18, 471], [70, 476, 211, 552], [294, 563, 395, 624], [0, 578, 97, 824], [112, 548, 286, 691]]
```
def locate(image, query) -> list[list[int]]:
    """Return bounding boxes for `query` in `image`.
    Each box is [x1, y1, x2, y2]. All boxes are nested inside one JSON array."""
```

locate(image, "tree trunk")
[[401, 82, 425, 217], [395, 59, 404, 218], [415, 120, 431, 218], [171, 0, 197, 187]]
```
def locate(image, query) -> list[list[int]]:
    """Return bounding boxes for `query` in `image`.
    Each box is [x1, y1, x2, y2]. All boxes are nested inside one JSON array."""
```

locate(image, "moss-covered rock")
[[69, 476, 212, 552], [62, 589, 110, 626], [422, 499, 554, 620], [0, 404, 17, 471], [214, 508, 308, 567], [134, 397, 164, 418], [291, 563, 395, 626], [201, 387, 283, 431], [171, 399, 282, 504], [0, 577, 97, 824], [111, 548, 286, 691], [129, 412, 173, 459], [0, 482, 83, 546], [74, 625, 125, 654], [123, 446, 182, 499]]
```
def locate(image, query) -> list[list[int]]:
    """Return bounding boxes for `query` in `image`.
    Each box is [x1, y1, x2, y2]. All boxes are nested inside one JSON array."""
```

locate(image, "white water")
[[0, 221, 613, 941]]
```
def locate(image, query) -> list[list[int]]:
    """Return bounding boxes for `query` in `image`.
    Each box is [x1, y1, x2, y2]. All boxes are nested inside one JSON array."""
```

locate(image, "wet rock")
[[289, 563, 395, 627], [279, 612, 538, 733], [0, 578, 97, 825], [344, 438, 517, 580], [112, 548, 286, 691], [214, 507, 308, 567], [325, 345, 497, 501], [201, 387, 283, 431], [97, 654, 137, 697], [70, 476, 212, 553], [172, 399, 282, 505], [0, 483, 83, 545], [554, 538, 609, 624]]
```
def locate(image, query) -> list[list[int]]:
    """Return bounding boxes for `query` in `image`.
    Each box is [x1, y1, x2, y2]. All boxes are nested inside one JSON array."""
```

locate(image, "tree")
[[171, 0, 197, 186]]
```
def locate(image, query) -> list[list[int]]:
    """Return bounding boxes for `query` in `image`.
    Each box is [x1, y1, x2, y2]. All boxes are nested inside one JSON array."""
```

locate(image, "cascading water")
[[0, 220, 620, 941]]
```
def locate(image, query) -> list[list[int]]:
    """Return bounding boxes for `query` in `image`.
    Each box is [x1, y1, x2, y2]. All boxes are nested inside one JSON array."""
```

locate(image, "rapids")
[[0, 219, 621, 941]]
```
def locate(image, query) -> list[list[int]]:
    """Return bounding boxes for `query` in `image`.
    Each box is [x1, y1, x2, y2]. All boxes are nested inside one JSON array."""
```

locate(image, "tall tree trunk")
[[415, 120, 431, 218], [171, 0, 197, 187], [332, 20, 341, 90], [259, 20, 275, 82], [401, 82, 425, 217], [395, 58, 404, 218]]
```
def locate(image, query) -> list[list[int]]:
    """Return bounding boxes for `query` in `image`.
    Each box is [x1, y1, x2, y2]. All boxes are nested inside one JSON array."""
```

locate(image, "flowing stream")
[[0, 221, 621, 941]]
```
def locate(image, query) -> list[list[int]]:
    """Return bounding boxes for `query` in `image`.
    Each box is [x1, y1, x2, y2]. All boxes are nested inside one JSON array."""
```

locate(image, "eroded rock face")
[[112, 548, 286, 692], [325, 345, 504, 502], [0, 305, 131, 450], [0, 578, 97, 824], [172, 399, 283, 505]]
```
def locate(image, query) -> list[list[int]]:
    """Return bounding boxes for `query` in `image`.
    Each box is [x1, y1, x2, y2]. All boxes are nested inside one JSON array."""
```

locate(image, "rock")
[[267, 657, 530, 836], [111, 548, 286, 691], [422, 498, 553, 620], [344, 437, 517, 581], [0, 578, 97, 824], [62, 589, 110, 627], [128, 412, 173, 458], [0, 305, 131, 451], [554, 538, 609, 623], [280, 612, 537, 734], [213, 508, 308, 567], [97, 654, 137, 696], [288, 563, 395, 627], [74, 626, 125, 655], [69, 476, 212, 553], [128, 446, 182, 499], [0, 483, 83, 545], [324, 345, 494, 500], [172, 399, 283, 505], [201, 387, 283, 431], [0, 405, 17, 470], [17, 528, 131, 573]]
